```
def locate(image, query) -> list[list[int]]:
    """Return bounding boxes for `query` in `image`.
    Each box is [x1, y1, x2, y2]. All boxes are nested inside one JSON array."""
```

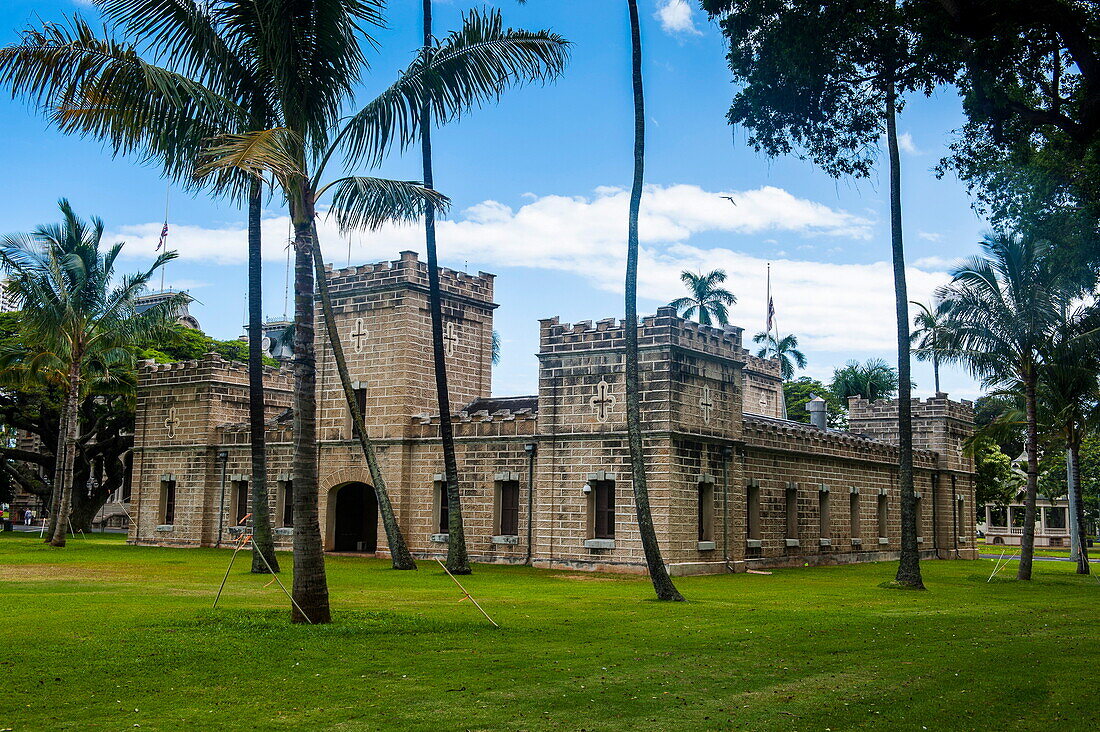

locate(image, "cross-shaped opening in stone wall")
[[700, 386, 714, 424], [590, 379, 616, 423], [350, 318, 368, 353], [444, 321, 459, 358], [164, 408, 179, 440]]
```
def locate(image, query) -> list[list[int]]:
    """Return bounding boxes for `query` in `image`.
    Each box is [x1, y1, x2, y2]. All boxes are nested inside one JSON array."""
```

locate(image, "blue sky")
[[0, 0, 989, 400]]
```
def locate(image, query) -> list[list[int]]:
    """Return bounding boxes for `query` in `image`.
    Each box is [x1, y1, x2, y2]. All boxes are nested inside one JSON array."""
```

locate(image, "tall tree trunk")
[[50, 360, 81, 547], [626, 0, 683, 602], [248, 178, 279, 574], [1066, 444, 1080, 563], [309, 223, 417, 570], [45, 406, 68, 542], [422, 0, 470, 575], [1018, 368, 1039, 580], [932, 355, 940, 394], [290, 190, 331, 623], [1069, 441, 1090, 575], [886, 89, 923, 589]]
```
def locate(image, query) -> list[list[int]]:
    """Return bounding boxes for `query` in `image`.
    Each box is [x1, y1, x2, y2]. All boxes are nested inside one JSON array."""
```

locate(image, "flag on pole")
[[766, 296, 775, 332], [156, 222, 169, 251]]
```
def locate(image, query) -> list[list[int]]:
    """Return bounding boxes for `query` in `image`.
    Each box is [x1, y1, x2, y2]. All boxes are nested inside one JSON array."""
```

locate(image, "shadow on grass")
[[185, 608, 483, 637]]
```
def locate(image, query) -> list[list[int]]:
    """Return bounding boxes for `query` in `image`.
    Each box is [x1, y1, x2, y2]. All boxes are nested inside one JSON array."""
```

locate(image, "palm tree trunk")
[[248, 178, 279, 574], [309, 223, 417, 570], [422, 0, 470, 575], [1066, 444, 1080, 563], [1069, 441, 1090, 575], [50, 360, 81, 547], [290, 189, 331, 623], [626, 0, 683, 602], [45, 407, 68, 542], [886, 88, 923, 589], [1018, 368, 1039, 581], [932, 355, 940, 395]]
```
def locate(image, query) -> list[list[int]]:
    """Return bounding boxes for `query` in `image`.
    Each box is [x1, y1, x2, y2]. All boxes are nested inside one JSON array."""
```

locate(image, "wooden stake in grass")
[[435, 559, 498, 628]]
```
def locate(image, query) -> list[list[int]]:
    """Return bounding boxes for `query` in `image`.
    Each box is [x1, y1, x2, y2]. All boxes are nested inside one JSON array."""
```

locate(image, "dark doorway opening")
[[333, 482, 378, 552]]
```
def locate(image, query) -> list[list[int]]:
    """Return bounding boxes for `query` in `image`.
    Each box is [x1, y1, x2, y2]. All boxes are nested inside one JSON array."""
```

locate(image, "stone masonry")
[[128, 252, 978, 574]]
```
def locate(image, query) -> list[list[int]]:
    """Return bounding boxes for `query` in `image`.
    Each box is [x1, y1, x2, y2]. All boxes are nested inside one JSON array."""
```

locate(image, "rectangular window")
[[698, 482, 715, 542], [914, 493, 923, 538], [351, 388, 367, 437], [498, 480, 520, 536], [747, 481, 761, 541], [1046, 506, 1067, 530], [785, 483, 798, 540], [436, 480, 450, 535], [849, 490, 860, 539], [1010, 505, 1026, 527], [877, 492, 888, 539], [280, 480, 294, 528], [818, 488, 830, 539], [593, 480, 615, 539], [989, 505, 1007, 527], [161, 479, 176, 525], [232, 481, 249, 525]]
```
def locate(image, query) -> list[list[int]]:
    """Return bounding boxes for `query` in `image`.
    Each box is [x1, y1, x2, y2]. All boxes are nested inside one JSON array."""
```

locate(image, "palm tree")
[[1036, 307, 1099, 575], [935, 232, 1070, 581], [0, 199, 179, 547], [624, 0, 683, 602], [411, 2, 568, 574], [751, 332, 807, 380], [830, 359, 899, 401], [669, 270, 736, 326], [0, 6, 281, 573], [910, 300, 948, 394]]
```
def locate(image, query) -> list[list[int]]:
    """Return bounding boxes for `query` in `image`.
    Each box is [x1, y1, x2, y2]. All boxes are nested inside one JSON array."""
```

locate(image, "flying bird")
[[721, 196, 737, 206]]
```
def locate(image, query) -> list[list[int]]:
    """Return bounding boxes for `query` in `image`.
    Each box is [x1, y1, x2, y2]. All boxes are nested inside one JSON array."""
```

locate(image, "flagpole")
[[159, 186, 170, 292], [765, 262, 771, 358]]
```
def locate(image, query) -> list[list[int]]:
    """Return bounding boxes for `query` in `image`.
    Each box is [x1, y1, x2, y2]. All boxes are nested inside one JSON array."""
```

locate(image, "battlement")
[[322, 250, 495, 306], [538, 306, 745, 361], [848, 394, 975, 424], [742, 352, 783, 379], [409, 405, 538, 439], [744, 413, 939, 469], [138, 352, 292, 390]]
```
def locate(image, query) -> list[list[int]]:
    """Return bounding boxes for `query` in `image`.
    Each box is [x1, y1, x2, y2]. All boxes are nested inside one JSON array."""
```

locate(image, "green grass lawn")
[[1, 533, 1097, 731], [977, 537, 1097, 560]]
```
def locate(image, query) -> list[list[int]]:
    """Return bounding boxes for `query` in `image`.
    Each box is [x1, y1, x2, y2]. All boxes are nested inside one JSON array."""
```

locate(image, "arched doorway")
[[332, 482, 378, 552]]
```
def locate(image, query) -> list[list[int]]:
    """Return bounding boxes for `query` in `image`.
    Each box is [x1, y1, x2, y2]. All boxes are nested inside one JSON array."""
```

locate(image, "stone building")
[[127, 251, 978, 574]]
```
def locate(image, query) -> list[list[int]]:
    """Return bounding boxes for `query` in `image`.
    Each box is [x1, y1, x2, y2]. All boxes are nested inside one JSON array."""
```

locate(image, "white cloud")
[[912, 255, 954, 271], [918, 231, 942, 242], [898, 132, 919, 155], [655, 0, 703, 36], [106, 183, 959, 354]]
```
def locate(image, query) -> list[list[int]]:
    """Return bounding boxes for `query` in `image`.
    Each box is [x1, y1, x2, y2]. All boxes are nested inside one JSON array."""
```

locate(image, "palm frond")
[[196, 127, 303, 182], [324, 176, 450, 233], [337, 7, 569, 170]]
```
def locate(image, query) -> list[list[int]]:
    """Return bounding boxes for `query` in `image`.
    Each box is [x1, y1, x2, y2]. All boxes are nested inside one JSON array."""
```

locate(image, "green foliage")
[[668, 269, 736, 326], [1040, 437, 1100, 522], [918, 1, 1100, 273], [133, 324, 274, 367], [972, 436, 1018, 510], [752, 332, 806, 380], [784, 377, 846, 429], [974, 394, 1024, 458], [702, 0, 945, 179], [830, 359, 900, 401]]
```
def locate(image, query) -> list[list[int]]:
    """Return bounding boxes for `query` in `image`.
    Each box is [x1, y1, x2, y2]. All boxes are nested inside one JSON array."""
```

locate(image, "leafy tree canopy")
[[1039, 435, 1100, 525], [133, 323, 276, 367], [972, 435, 1019, 511], [830, 358, 901, 401], [784, 377, 847, 429]]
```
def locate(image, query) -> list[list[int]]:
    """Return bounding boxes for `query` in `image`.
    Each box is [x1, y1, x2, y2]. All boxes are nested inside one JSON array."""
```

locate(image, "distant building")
[[240, 318, 294, 362], [134, 290, 200, 330]]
